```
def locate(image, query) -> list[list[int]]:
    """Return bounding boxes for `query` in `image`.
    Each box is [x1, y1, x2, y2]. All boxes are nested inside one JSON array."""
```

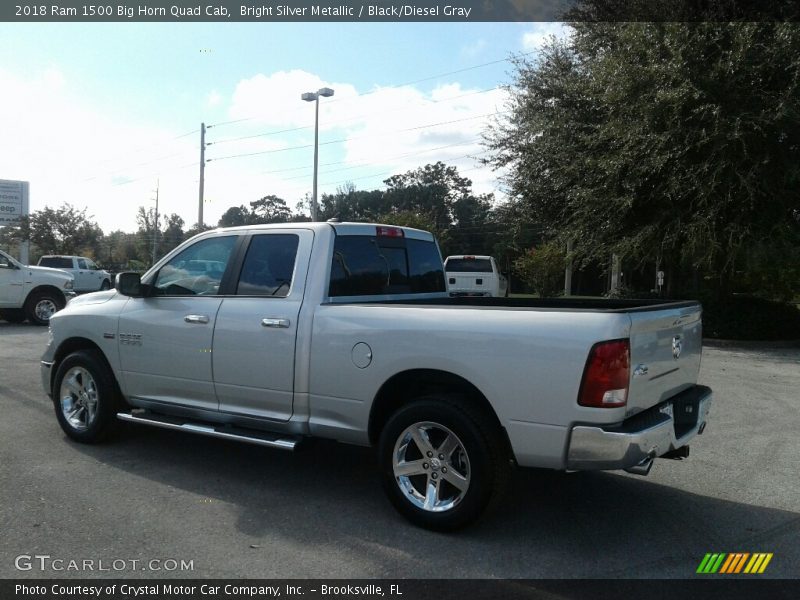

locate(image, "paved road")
[[1, 322, 798, 579]]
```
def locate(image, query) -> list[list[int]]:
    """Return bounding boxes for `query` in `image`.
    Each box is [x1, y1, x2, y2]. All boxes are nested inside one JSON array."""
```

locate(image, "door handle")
[[261, 318, 290, 328], [184, 314, 210, 324]]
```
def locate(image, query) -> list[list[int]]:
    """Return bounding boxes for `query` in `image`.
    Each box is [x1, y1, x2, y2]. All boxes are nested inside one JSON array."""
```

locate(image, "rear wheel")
[[378, 395, 510, 531], [24, 290, 64, 326], [53, 350, 122, 443], [0, 309, 26, 323]]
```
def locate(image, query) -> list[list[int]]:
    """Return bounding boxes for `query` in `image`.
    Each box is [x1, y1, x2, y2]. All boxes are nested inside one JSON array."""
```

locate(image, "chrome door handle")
[[184, 314, 210, 324], [261, 318, 290, 328]]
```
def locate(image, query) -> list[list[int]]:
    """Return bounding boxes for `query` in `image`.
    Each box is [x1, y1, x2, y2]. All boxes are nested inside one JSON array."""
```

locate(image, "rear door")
[[626, 303, 703, 416], [212, 229, 313, 421]]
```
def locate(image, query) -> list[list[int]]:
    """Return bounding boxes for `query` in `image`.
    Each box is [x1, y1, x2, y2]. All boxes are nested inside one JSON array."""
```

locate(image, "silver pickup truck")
[[41, 222, 712, 530]]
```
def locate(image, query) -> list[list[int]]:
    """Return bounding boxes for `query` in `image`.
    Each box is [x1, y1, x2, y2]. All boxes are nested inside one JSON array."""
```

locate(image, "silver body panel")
[[41, 222, 710, 471]]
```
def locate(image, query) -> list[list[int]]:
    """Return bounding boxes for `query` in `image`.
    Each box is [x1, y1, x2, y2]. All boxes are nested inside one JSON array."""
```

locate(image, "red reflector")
[[578, 339, 630, 408], [376, 226, 404, 238]]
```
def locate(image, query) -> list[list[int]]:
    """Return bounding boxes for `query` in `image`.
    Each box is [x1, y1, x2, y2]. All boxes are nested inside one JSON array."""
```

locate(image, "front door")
[[212, 230, 312, 421], [0, 252, 24, 306], [118, 234, 239, 411]]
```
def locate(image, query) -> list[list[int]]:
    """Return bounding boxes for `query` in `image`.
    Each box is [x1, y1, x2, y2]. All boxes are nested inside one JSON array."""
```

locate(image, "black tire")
[[378, 394, 510, 531], [100, 279, 111, 290], [52, 349, 122, 443], [24, 290, 64, 326], [0, 308, 26, 323]]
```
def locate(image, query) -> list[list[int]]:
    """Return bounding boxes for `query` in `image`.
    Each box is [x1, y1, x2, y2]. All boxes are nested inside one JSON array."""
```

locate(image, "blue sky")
[[0, 22, 566, 232]]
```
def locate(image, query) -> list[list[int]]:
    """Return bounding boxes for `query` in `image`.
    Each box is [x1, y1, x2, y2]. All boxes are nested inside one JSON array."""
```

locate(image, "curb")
[[702, 338, 800, 349]]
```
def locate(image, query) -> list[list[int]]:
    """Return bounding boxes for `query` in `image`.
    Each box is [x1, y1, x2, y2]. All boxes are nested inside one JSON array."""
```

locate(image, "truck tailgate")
[[626, 303, 703, 416]]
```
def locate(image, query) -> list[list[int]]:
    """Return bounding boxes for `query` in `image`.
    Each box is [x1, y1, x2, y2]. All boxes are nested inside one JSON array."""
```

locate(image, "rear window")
[[38, 257, 73, 269], [329, 234, 445, 297], [445, 258, 493, 273]]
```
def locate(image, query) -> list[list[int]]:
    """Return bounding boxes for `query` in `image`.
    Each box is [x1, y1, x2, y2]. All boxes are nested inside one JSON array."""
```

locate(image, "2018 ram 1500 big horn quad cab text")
[[41, 222, 712, 530]]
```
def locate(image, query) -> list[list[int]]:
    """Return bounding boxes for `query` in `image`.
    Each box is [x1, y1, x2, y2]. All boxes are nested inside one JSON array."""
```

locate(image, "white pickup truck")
[[0, 249, 75, 325], [444, 254, 509, 297], [41, 222, 712, 530], [37, 255, 113, 293]]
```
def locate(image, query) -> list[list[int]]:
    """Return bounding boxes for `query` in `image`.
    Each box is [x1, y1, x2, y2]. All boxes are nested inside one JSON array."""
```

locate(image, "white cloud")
[[522, 23, 569, 51], [207, 90, 222, 107], [461, 39, 487, 58]]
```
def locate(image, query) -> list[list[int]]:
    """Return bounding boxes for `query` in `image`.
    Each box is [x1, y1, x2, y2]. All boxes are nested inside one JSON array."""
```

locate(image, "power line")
[[207, 112, 507, 163]]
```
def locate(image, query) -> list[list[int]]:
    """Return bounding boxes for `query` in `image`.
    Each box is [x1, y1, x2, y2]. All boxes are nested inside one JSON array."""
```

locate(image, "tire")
[[24, 290, 64, 326], [378, 394, 510, 531], [100, 279, 111, 291], [52, 349, 122, 443], [0, 308, 26, 323]]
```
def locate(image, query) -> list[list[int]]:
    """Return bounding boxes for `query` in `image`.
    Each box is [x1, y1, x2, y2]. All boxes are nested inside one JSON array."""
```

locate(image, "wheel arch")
[[368, 368, 512, 456], [26, 285, 67, 307], [50, 337, 123, 402]]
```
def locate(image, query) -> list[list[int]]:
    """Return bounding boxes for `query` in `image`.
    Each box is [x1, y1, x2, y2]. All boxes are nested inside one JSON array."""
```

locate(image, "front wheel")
[[52, 350, 122, 443], [378, 395, 510, 531], [24, 290, 64, 326]]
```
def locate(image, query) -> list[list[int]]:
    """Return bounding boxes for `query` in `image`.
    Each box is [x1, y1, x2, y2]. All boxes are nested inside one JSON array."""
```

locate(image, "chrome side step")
[[116, 411, 299, 450]]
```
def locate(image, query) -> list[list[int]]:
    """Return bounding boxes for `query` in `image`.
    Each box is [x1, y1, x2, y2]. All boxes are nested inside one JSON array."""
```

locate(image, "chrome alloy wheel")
[[34, 298, 58, 322], [59, 367, 99, 431], [392, 421, 471, 512]]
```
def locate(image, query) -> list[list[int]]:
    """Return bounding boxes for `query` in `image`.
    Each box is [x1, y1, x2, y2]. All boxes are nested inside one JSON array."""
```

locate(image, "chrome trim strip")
[[116, 412, 298, 450]]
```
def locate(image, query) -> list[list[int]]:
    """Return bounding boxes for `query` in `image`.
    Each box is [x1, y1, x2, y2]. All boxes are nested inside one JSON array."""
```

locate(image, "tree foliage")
[[484, 22, 800, 296]]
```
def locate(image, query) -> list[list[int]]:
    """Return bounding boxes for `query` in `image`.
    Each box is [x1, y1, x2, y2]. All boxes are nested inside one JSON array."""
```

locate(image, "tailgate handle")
[[262, 318, 290, 329]]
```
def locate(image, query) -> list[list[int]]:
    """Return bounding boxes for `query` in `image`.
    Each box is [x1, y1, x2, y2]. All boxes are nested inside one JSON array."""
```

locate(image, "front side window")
[[329, 234, 445, 297], [153, 236, 236, 296], [0, 252, 15, 269], [77, 258, 88, 269], [236, 234, 299, 297]]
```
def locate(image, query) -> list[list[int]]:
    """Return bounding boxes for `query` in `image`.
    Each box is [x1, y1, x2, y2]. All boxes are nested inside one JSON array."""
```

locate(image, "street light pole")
[[302, 87, 334, 221]]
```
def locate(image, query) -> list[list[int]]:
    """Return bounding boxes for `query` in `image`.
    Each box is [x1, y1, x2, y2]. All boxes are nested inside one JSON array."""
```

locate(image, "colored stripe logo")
[[697, 553, 773, 574]]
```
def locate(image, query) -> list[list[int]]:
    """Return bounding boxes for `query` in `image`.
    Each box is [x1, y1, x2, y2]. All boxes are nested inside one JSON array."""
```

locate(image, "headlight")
[[64, 280, 73, 290]]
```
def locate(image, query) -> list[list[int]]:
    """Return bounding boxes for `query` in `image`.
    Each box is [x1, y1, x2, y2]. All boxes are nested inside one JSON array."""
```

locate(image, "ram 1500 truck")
[[1, 249, 75, 325], [41, 222, 712, 530]]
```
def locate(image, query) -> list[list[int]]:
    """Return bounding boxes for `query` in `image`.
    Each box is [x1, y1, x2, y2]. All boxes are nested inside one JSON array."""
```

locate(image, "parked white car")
[[0, 249, 75, 325], [37, 255, 112, 293], [444, 255, 508, 297]]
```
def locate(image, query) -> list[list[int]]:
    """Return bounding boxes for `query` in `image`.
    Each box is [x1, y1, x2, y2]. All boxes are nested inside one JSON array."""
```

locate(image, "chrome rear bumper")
[[566, 385, 712, 472]]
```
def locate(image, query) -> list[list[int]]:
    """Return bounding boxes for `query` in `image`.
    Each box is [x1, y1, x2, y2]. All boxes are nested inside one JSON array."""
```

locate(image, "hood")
[[67, 289, 117, 306], [26, 265, 74, 281]]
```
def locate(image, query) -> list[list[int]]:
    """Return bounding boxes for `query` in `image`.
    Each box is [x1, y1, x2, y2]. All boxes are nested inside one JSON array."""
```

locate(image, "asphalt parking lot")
[[1, 322, 798, 579]]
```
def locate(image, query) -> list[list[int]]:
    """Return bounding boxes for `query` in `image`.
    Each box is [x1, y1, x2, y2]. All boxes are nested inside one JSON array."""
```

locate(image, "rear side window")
[[329, 234, 445, 297], [445, 258, 493, 273], [236, 234, 299, 297], [39, 257, 73, 269]]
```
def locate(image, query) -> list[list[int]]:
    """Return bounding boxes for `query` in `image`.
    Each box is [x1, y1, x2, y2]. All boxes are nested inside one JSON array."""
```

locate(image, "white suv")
[[444, 255, 508, 297], [37, 255, 112, 293]]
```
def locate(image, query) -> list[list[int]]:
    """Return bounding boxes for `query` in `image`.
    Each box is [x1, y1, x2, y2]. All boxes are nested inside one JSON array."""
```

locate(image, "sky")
[[0, 21, 567, 233]]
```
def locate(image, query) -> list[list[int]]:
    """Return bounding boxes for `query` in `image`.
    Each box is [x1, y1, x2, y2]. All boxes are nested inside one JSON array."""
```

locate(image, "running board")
[[116, 411, 299, 450]]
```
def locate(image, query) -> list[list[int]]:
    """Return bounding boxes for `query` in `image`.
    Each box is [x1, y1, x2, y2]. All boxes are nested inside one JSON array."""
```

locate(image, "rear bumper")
[[566, 384, 712, 471]]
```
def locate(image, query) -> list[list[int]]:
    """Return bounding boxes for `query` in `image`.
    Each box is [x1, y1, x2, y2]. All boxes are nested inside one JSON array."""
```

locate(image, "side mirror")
[[115, 272, 144, 297]]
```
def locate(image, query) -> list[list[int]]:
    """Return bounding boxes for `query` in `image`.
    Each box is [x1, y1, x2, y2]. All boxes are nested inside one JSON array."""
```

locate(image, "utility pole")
[[151, 179, 159, 266], [198, 122, 206, 227], [564, 239, 573, 297]]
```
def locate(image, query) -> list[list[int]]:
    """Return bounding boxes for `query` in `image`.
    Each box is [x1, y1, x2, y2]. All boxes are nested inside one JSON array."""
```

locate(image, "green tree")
[[485, 22, 800, 297], [513, 242, 566, 297], [17, 204, 103, 258], [249, 195, 293, 223]]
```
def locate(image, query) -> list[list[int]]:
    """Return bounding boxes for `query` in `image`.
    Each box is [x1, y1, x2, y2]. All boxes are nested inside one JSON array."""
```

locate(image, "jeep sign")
[[0, 179, 29, 226]]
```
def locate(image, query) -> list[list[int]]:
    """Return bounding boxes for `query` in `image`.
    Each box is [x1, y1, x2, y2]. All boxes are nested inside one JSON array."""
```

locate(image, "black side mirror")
[[115, 272, 144, 297]]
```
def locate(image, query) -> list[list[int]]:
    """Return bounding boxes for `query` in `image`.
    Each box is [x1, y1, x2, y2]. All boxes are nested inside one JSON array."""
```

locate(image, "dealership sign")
[[0, 179, 29, 226]]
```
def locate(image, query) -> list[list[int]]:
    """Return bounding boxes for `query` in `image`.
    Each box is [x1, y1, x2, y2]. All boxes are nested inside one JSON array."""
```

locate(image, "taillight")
[[578, 339, 630, 408], [376, 226, 404, 238]]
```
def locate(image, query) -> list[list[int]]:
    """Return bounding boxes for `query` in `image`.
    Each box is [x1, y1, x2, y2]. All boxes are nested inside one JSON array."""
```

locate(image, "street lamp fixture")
[[302, 86, 334, 221]]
